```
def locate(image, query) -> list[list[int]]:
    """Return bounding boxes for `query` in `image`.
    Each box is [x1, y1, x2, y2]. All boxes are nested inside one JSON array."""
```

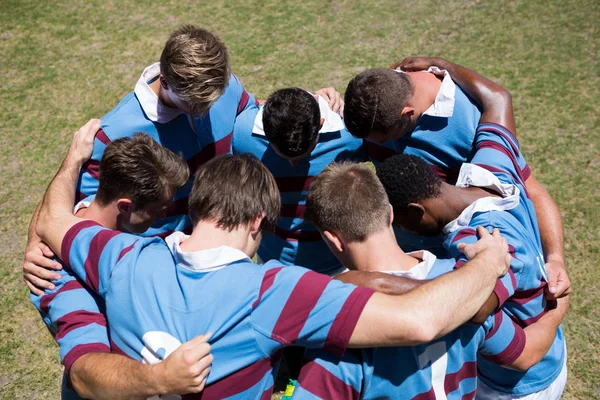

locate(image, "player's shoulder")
[[100, 92, 155, 141]]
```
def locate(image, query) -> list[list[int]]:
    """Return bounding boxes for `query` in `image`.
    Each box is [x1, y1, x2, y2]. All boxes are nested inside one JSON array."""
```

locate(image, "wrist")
[[546, 254, 565, 265], [147, 363, 168, 395]]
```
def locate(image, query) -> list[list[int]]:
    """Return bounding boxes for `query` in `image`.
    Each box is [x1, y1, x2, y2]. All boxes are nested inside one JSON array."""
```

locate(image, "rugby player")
[[35, 122, 512, 399], [291, 161, 567, 399], [344, 58, 570, 299]]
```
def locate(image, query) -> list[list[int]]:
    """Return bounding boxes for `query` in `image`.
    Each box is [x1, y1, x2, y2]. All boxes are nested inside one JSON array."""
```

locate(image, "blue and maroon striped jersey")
[[232, 100, 367, 275], [60, 221, 374, 399], [443, 123, 565, 395], [293, 255, 526, 400]]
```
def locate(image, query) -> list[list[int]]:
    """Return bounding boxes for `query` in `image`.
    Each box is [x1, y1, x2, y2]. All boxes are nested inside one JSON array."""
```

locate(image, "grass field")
[[1, 0, 598, 398]]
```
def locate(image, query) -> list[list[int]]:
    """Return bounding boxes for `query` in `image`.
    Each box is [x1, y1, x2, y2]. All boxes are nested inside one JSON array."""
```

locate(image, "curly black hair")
[[376, 154, 442, 214]]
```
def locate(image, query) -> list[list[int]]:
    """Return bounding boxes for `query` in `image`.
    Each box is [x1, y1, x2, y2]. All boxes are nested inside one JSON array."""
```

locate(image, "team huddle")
[[23, 25, 571, 399]]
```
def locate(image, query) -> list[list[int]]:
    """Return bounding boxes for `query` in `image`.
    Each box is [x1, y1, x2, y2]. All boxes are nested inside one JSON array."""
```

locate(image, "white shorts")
[[476, 353, 567, 400]]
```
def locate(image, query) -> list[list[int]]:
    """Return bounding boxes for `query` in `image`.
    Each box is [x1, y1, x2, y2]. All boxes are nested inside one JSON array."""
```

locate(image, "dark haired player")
[[376, 63, 567, 398], [344, 58, 569, 300]]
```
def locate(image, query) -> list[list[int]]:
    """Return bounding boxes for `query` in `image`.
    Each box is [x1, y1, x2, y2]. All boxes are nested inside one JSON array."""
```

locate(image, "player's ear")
[[116, 199, 133, 217], [389, 204, 394, 225], [405, 203, 425, 225], [323, 230, 344, 253], [400, 106, 415, 118], [319, 118, 325, 129], [159, 74, 169, 90], [250, 214, 264, 236]]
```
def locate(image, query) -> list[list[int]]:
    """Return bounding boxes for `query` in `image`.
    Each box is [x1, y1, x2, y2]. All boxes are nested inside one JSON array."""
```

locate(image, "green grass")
[[1, 0, 598, 398]]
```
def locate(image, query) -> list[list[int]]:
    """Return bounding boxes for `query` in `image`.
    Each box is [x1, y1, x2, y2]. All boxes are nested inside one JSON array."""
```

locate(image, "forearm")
[[71, 353, 163, 400], [27, 201, 43, 245], [351, 253, 499, 347], [335, 271, 424, 295], [526, 176, 564, 263]]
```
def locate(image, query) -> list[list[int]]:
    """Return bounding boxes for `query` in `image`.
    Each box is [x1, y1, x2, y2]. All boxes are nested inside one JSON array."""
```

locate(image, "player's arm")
[[349, 227, 511, 346], [509, 297, 568, 371], [71, 334, 213, 399], [335, 270, 424, 295]]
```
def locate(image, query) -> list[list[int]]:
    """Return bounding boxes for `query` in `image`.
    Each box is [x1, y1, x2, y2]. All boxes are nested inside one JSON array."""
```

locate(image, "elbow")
[[487, 87, 512, 110], [35, 211, 49, 241], [69, 360, 93, 399]]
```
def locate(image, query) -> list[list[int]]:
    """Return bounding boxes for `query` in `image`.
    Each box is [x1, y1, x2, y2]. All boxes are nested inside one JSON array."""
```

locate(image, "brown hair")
[[344, 68, 414, 139], [188, 154, 280, 232], [305, 162, 390, 242], [160, 25, 231, 115], [96, 133, 190, 210]]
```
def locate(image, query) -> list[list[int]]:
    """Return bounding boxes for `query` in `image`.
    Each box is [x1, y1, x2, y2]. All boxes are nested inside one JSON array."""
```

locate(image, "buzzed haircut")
[[96, 133, 190, 210], [305, 162, 391, 242], [160, 25, 231, 115], [188, 154, 280, 232], [344, 68, 414, 139], [376, 154, 442, 215], [262, 88, 321, 158]]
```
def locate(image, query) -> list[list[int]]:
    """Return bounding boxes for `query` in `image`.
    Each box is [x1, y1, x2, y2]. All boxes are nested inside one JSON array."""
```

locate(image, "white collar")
[[73, 199, 91, 214], [394, 66, 456, 118], [134, 62, 184, 124], [165, 231, 252, 272], [443, 163, 521, 234], [252, 93, 345, 136], [379, 250, 438, 280]]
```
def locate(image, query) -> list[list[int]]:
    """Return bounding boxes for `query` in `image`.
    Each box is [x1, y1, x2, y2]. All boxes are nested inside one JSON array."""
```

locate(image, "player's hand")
[[544, 258, 571, 300], [153, 333, 213, 395], [23, 237, 63, 295], [67, 119, 101, 164], [457, 227, 511, 278], [315, 87, 344, 116], [390, 57, 446, 72]]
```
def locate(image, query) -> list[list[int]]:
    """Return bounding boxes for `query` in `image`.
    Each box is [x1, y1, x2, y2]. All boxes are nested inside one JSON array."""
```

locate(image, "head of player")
[[376, 153, 455, 237], [92, 133, 190, 233], [262, 87, 326, 166], [344, 68, 417, 142], [158, 25, 231, 116], [305, 162, 402, 271], [187, 153, 281, 256]]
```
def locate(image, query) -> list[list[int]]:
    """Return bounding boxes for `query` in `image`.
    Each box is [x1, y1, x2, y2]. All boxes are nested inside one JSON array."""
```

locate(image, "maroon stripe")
[[461, 389, 477, 400], [428, 164, 459, 183], [493, 279, 510, 307], [117, 242, 137, 262], [76, 191, 88, 202], [366, 141, 398, 162], [476, 141, 525, 183], [260, 385, 274, 400], [273, 226, 322, 242], [510, 285, 546, 306], [453, 259, 466, 269], [83, 230, 121, 292], [478, 125, 520, 155], [186, 133, 233, 173], [444, 361, 477, 394], [96, 129, 111, 146], [61, 220, 101, 268], [198, 352, 282, 399], [481, 321, 526, 365], [252, 267, 284, 308], [272, 271, 332, 344], [522, 164, 531, 181], [297, 360, 360, 400], [508, 269, 517, 293], [472, 163, 525, 195], [40, 280, 85, 315], [55, 310, 107, 341], [324, 287, 375, 356], [82, 159, 100, 180], [280, 204, 306, 219], [165, 197, 189, 218], [519, 309, 547, 327], [451, 228, 477, 244], [275, 176, 315, 193], [484, 310, 503, 340], [63, 343, 110, 378], [413, 387, 436, 400], [237, 90, 250, 115]]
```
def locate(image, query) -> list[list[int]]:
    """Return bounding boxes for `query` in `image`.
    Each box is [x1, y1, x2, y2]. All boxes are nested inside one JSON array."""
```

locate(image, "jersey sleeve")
[[446, 225, 518, 309], [232, 73, 258, 118], [292, 349, 364, 400], [470, 122, 530, 185], [77, 129, 111, 202], [61, 220, 140, 295], [30, 267, 110, 380], [479, 309, 526, 366], [250, 265, 374, 357]]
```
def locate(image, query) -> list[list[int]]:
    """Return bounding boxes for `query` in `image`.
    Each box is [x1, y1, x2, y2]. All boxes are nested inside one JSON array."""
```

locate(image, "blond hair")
[[160, 25, 231, 115], [305, 162, 391, 242]]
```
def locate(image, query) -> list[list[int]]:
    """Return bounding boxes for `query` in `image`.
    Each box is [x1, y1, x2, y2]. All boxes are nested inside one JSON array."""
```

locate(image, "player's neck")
[[81, 201, 119, 230], [180, 221, 255, 258], [405, 72, 442, 117], [436, 184, 500, 226], [346, 227, 420, 273]]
